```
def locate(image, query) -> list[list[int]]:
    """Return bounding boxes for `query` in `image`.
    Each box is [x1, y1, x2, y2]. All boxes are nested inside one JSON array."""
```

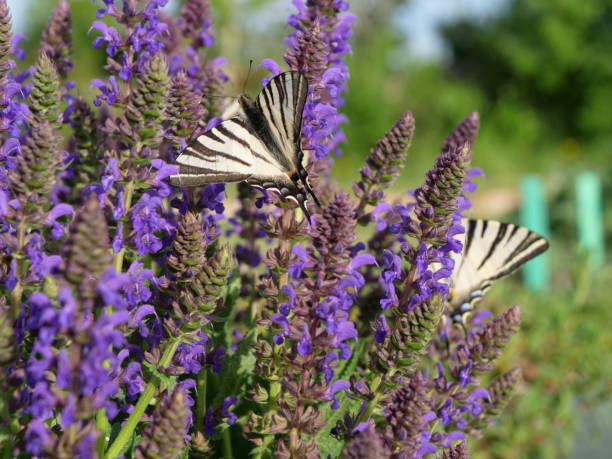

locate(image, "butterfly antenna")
[[458, 319, 469, 341], [298, 166, 322, 209], [303, 180, 322, 209], [294, 193, 312, 223], [241, 59, 253, 94], [300, 201, 312, 223]]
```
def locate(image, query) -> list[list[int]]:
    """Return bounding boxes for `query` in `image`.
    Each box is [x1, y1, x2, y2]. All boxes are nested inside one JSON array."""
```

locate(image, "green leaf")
[[142, 360, 177, 391], [211, 327, 257, 408], [316, 341, 367, 457], [224, 269, 242, 308], [317, 429, 345, 459]]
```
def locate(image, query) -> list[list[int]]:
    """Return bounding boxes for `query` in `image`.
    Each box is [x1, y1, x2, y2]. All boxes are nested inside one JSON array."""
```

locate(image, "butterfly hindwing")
[[171, 118, 272, 187], [449, 218, 549, 322]]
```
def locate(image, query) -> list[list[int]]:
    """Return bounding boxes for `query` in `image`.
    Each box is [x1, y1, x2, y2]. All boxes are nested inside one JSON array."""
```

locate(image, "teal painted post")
[[520, 175, 550, 291], [576, 172, 605, 268]]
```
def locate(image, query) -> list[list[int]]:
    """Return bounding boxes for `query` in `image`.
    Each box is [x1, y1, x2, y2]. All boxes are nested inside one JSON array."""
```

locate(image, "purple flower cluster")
[[0, 1, 529, 457]]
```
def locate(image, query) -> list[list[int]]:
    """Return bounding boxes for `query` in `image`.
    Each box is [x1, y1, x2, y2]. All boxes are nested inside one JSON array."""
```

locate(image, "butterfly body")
[[170, 71, 319, 218], [448, 218, 549, 323]]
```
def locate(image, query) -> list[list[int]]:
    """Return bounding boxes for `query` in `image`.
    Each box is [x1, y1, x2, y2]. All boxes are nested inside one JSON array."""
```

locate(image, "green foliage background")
[[13, 0, 612, 457]]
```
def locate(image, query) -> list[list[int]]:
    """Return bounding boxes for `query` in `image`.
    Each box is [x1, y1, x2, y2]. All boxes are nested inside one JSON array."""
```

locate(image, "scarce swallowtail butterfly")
[[448, 218, 549, 324], [169, 71, 320, 220]]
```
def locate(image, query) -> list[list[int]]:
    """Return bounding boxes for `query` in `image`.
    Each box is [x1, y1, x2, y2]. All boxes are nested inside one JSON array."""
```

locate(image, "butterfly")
[[448, 218, 549, 324], [169, 71, 320, 220]]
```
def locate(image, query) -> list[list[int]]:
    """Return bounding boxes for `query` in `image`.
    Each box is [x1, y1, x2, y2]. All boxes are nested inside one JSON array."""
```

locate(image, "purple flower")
[[297, 324, 312, 355], [25, 419, 51, 455], [289, 244, 311, 278], [123, 261, 155, 307], [131, 193, 173, 256], [374, 314, 389, 344], [90, 21, 122, 56], [46, 203, 73, 239], [327, 379, 350, 409], [221, 396, 238, 425], [91, 76, 120, 106]]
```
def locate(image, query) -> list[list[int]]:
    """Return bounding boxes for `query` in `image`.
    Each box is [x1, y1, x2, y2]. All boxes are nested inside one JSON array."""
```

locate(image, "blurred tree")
[[441, 0, 612, 158]]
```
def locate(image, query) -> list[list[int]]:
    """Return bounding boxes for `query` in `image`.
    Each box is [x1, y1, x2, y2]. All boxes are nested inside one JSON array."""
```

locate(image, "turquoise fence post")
[[576, 171, 605, 269], [520, 175, 550, 291]]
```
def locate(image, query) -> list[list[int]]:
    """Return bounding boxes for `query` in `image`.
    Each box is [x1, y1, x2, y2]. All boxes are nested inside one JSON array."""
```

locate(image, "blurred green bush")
[[470, 255, 612, 458]]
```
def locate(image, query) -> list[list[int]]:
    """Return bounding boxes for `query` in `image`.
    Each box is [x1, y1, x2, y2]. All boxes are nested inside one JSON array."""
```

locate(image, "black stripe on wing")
[[241, 95, 293, 172], [477, 222, 509, 269], [255, 72, 308, 165], [187, 138, 251, 167], [493, 231, 549, 281]]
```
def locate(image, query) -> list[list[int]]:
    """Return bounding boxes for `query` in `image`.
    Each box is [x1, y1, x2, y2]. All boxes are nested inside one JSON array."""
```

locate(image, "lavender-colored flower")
[[8, 119, 63, 221], [0, 0, 534, 456], [280, 0, 355, 161], [131, 193, 173, 257], [381, 372, 433, 456], [90, 21, 121, 56], [27, 51, 62, 128], [342, 424, 391, 459], [179, 0, 215, 49], [353, 111, 416, 221], [467, 306, 521, 374], [165, 70, 204, 151], [61, 196, 111, 297], [284, 19, 328, 85], [134, 386, 190, 459]]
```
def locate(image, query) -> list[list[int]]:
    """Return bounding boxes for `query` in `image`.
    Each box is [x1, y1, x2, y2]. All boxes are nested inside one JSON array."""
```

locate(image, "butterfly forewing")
[[449, 218, 549, 320], [255, 71, 308, 169]]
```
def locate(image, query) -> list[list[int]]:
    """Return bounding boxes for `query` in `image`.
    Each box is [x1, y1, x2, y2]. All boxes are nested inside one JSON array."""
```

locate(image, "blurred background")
[[7, 0, 612, 457]]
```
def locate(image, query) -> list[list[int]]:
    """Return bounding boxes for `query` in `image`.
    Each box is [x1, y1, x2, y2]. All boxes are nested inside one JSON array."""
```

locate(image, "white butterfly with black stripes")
[[169, 71, 320, 219], [448, 218, 549, 324]]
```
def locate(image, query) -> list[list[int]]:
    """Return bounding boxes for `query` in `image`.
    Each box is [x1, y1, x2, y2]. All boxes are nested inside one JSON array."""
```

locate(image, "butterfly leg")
[[296, 167, 322, 208]]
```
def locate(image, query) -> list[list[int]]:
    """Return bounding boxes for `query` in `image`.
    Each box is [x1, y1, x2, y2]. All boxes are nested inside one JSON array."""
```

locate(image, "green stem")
[[1, 388, 13, 458], [222, 424, 233, 458], [355, 374, 386, 425], [95, 407, 111, 456], [104, 337, 181, 458], [354, 182, 375, 222], [10, 219, 26, 320], [112, 180, 135, 273], [195, 368, 207, 433]]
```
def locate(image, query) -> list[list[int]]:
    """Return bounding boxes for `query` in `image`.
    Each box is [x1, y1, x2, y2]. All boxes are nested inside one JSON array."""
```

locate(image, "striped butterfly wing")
[[254, 71, 308, 171], [169, 117, 286, 187], [170, 72, 306, 187], [449, 218, 549, 322]]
